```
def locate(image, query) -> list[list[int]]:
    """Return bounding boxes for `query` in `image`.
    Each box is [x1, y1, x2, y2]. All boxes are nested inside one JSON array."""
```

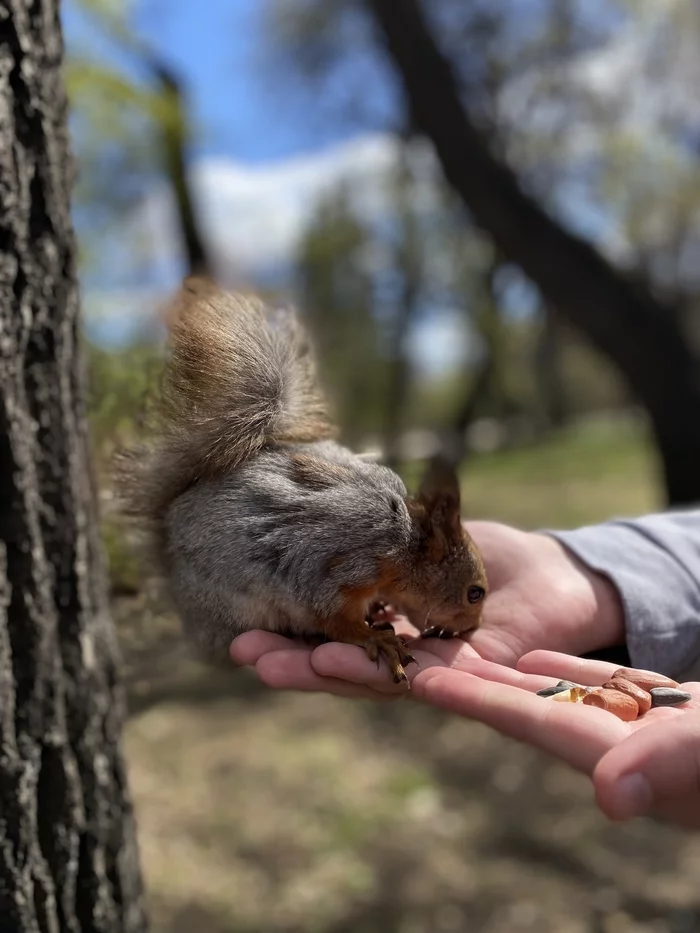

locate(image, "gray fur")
[[165, 440, 412, 662]]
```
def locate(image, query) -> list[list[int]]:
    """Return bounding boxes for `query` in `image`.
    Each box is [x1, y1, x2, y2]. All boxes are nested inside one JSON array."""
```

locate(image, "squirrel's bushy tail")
[[116, 277, 335, 525]]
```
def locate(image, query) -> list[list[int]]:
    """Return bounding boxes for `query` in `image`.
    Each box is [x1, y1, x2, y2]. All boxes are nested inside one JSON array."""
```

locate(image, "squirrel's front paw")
[[364, 629, 417, 685], [365, 599, 400, 631]]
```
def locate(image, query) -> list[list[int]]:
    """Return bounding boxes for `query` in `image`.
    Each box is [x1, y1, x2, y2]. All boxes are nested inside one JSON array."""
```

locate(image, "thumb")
[[593, 708, 700, 822]]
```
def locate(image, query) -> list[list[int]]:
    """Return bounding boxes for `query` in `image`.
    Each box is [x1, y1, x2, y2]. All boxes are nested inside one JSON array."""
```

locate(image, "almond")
[[602, 678, 651, 715], [611, 667, 679, 692], [582, 688, 639, 721]]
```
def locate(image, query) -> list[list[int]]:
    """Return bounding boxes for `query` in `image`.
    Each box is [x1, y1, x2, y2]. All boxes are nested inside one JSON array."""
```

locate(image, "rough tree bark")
[[366, 0, 700, 506], [0, 2, 147, 931]]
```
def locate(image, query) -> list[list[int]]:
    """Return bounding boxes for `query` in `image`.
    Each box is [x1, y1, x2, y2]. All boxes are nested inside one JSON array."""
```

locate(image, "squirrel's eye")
[[467, 585, 485, 604]]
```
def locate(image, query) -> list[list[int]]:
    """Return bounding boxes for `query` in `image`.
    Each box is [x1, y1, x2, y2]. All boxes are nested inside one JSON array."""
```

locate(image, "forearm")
[[548, 510, 700, 678]]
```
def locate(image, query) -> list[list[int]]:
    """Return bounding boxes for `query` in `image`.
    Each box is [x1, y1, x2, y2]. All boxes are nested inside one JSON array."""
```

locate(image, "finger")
[[311, 643, 448, 692], [679, 682, 700, 706], [255, 649, 403, 701], [230, 631, 311, 666], [309, 639, 495, 692], [447, 657, 559, 693], [412, 668, 627, 773], [594, 711, 700, 821], [311, 647, 556, 694], [517, 650, 621, 685]]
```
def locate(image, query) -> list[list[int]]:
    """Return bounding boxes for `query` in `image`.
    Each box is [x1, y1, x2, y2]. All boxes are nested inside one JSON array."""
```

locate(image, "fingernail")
[[608, 773, 653, 820]]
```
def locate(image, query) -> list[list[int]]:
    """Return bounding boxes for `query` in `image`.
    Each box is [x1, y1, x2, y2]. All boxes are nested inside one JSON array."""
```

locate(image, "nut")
[[611, 667, 679, 692], [582, 688, 639, 721], [649, 687, 692, 708], [602, 678, 652, 715]]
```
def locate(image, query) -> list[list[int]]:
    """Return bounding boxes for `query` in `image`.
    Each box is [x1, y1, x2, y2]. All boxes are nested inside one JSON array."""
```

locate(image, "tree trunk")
[[0, 3, 147, 931], [382, 280, 417, 470], [365, 0, 700, 505], [535, 304, 569, 430], [435, 352, 494, 470], [383, 149, 421, 470], [149, 61, 210, 276]]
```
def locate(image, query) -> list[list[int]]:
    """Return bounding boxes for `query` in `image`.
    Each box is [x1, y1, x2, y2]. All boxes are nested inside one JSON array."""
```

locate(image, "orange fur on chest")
[[335, 558, 406, 620]]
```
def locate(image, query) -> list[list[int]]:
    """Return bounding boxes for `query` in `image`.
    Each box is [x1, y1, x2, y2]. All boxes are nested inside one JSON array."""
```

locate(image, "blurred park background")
[[64, 0, 700, 930]]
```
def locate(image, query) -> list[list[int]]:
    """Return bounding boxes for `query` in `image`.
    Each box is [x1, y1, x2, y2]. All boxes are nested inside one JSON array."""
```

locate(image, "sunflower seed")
[[649, 687, 692, 708]]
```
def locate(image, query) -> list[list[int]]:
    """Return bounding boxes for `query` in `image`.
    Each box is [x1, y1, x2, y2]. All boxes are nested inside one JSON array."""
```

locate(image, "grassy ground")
[[115, 415, 700, 933], [462, 414, 661, 528]]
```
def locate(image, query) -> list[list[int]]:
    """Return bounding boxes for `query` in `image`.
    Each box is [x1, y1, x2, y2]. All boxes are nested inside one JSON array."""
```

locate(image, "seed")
[[582, 688, 639, 721], [551, 686, 589, 703], [602, 678, 652, 715], [649, 687, 692, 708], [612, 667, 679, 692], [536, 683, 574, 697]]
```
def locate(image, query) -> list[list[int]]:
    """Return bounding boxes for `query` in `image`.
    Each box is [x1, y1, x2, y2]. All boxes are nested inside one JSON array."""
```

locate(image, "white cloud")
[[194, 133, 400, 271], [122, 132, 405, 281]]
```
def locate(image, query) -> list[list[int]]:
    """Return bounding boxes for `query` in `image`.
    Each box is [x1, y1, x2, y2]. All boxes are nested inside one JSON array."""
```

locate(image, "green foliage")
[[101, 515, 143, 595], [296, 184, 387, 444], [85, 337, 164, 458], [84, 335, 164, 593]]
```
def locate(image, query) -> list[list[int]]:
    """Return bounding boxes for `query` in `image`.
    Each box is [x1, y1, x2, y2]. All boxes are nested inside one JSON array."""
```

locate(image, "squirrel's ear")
[[416, 459, 462, 534]]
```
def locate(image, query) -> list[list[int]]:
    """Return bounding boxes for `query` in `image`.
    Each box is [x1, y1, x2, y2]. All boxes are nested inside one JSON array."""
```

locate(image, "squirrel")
[[116, 277, 488, 685]]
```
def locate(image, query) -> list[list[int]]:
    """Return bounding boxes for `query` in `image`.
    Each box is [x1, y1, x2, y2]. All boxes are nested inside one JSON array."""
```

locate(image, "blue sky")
[[62, 0, 362, 165]]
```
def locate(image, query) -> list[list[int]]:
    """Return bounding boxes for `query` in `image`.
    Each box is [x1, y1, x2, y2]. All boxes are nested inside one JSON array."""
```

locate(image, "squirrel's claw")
[[362, 628, 416, 686], [421, 625, 457, 640]]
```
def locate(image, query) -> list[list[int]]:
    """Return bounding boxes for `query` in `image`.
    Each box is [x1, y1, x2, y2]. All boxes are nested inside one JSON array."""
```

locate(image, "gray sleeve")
[[546, 510, 700, 678]]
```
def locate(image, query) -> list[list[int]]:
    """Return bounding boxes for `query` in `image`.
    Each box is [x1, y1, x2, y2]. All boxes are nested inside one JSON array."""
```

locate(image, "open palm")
[[411, 650, 700, 830]]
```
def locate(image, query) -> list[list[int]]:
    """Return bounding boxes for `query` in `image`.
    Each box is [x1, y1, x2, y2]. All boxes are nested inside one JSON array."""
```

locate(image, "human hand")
[[463, 521, 625, 665], [230, 520, 626, 696], [230, 616, 481, 701], [411, 650, 700, 830]]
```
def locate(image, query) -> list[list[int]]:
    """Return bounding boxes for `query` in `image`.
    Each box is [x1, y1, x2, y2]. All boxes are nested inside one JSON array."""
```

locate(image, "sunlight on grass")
[[457, 415, 658, 529]]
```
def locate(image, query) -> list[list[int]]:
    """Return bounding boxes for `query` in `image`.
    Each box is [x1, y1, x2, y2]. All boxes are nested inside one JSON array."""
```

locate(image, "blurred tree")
[[269, 0, 700, 503], [367, 0, 700, 505], [535, 303, 570, 430], [268, 0, 606, 460], [381, 142, 425, 467], [296, 184, 384, 445], [0, 1, 146, 928]]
